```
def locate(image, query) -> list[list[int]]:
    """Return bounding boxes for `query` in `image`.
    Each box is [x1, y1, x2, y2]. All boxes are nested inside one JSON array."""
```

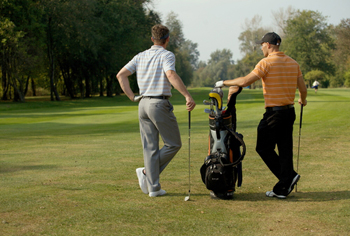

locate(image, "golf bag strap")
[[227, 87, 242, 111], [215, 120, 221, 139], [226, 87, 242, 132], [236, 162, 243, 187], [220, 124, 246, 167]]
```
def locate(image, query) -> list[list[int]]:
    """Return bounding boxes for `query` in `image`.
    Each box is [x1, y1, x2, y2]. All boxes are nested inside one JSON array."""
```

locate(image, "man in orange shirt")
[[215, 32, 307, 199]]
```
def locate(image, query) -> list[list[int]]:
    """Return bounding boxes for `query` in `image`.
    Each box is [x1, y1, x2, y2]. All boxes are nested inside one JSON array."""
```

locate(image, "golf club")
[[184, 111, 191, 201], [295, 104, 304, 192]]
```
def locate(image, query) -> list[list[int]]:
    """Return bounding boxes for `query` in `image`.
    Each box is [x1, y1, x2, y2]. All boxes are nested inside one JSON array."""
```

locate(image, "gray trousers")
[[138, 98, 182, 192]]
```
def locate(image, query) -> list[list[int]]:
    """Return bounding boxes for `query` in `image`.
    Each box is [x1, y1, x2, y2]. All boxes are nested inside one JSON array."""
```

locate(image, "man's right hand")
[[186, 96, 196, 111], [215, 80, 224, 88], [298, 98, 307, 106]]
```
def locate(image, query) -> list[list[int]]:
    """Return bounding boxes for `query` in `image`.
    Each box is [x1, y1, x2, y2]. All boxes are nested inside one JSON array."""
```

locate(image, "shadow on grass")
[[215, 191, 350, 202], [289, 191, 350, 202], [0, 164, 57, 173], [168, 190, 350, 202]]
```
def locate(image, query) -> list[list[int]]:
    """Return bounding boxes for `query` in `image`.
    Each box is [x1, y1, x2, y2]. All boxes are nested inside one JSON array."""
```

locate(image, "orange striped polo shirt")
[[252, 52, 302, 108]]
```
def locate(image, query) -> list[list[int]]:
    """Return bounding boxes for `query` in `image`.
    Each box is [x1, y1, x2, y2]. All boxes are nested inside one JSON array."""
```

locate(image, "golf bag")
[[200, 87, 246, 199]]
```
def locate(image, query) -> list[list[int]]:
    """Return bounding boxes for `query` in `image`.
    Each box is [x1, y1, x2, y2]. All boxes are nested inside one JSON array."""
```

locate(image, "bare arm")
[[166, 70, 196, 111], [297, 75, 308, 106], [116, 67, 134, 101], [223, 72, 260, 87]]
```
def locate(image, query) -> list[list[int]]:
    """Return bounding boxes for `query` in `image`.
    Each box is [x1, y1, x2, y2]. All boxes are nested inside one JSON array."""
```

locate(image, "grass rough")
[[1, 88, 350, 235]]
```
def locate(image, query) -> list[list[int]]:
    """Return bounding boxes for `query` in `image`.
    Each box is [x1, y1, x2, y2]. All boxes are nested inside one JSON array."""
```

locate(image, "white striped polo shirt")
[[124, 45, 175, 96], [252, 52, 302, 108]]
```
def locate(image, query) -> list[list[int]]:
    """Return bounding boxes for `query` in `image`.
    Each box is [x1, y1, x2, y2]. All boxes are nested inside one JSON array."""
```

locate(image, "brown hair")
[[152, 24, 170, 45]]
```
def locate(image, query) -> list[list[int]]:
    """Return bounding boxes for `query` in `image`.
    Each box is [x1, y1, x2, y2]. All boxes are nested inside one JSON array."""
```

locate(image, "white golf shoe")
[[136, 168, 148, 194], [149, 189, 166, 197]]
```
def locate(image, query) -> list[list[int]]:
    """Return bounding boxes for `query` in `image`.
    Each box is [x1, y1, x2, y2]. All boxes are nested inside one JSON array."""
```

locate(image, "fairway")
[[1, 88, 350, 235]]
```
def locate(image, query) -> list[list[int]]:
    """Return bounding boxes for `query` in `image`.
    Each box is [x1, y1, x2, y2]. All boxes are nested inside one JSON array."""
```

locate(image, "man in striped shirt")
[[215, 32, 307, 199], [117, 24, 196, 197]]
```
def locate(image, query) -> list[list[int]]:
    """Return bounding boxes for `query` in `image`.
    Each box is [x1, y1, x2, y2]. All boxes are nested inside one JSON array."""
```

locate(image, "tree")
[[180, 40, 200, 70], [0, 0, 199, 99], [334, 19, 350, 68], [41, 0, 158, 98], [165, 12, 195, 85], [42, 0, 104, 99], [234, 51, 263, 89], [238, 15, 268, 56], [208, 49, 233, 65], [235, 15, 269, 89], [175, 49, 193, 86], [195, 49, 234, 87], [165, 11, 185, 52], [283, 10, 335, 76], [100, 0, 159, 95], [304, 70, 326, 87], [344, 71, 350, 88], [1, 0, 45, 102], [272, 6, 295, 35], [0, 18, 25, 101], [331, 18, 350, 87]]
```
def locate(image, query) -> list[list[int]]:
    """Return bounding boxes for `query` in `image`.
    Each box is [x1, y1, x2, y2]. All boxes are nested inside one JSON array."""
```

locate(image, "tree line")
[[1, 1, 349, 102], [1, 0, 156, 101], [194, 10, 350, 89]]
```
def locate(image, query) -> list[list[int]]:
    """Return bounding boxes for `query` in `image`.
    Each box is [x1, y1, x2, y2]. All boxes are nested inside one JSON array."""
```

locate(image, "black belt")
[[266, 104, 294, 112], [143, 96, 169, 100]]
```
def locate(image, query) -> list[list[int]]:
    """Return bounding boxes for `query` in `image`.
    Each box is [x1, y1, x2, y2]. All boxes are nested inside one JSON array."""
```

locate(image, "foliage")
[[331, 18, 350, 87], [283, 10, 335, 76], [271, 6, 295, 35], [165, 11, 185, 52], [165, 11, 197, 86], [0, 0, 164, 101], [0, 0, 44, 101], [223, 10, 343, 90], [238, 15, 269, 55], [41, 0, 157, 98], [206, 15, 267, 89], [304, 70, 326, 87], [192, 49, 234, 87], [1, 3, 350, 100], [235, 51, 263, 88], [333, 19, 350, 71], [174, 48, 193, 86], [180, 39, 200, 70], [344, 71, 350, 88]]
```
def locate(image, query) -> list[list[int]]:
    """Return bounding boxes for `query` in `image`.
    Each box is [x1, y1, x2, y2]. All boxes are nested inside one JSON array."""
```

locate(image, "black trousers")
[[256, 107, 296, 194]]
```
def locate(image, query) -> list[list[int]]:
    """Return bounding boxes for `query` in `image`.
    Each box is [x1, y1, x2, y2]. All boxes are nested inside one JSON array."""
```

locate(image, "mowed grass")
[[1, 88, 350, 235]]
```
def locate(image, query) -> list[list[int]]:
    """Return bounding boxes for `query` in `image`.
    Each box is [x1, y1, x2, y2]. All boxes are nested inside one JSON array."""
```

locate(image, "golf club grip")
[[188, 111, 191, 129], [300, 105, 304, 129]]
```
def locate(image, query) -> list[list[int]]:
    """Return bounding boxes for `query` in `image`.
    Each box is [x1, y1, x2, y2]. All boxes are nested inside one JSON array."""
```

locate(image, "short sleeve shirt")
[[124, 45, 175, 96], [252, 52, 303, 108]]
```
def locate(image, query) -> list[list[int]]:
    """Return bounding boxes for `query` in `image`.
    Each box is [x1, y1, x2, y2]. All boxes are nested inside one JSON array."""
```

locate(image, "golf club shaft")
[[296, 104, 303, 192], [188, 111, 191, 196]]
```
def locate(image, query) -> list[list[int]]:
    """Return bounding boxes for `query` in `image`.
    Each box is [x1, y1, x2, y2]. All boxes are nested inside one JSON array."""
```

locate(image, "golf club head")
[[203, 100, 213, 105], [184, 196, 190, 201]]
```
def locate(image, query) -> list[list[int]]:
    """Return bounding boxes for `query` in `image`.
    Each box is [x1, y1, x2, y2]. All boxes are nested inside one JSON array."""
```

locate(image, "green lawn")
[[1, 88, 350, 235]]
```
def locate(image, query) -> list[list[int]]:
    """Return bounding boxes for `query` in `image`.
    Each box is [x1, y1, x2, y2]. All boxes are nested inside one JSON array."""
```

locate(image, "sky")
[[150, 0, 350, 63]]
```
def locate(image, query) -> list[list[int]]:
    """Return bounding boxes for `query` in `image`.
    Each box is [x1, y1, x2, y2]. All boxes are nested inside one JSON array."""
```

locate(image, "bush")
[[344, 71, 350, 88]]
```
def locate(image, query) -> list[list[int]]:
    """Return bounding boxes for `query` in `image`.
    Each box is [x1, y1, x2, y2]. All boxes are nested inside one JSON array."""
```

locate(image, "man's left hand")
[[133, 95, 143, 102]]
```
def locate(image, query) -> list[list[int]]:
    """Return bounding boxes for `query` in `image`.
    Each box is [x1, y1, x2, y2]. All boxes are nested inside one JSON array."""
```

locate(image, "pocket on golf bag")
[[200, 156, 235, 193]]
